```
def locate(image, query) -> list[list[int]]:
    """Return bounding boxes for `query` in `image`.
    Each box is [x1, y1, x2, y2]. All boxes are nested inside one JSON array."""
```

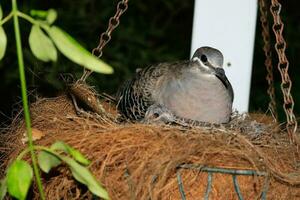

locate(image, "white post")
[[191, 0, 258, 113]]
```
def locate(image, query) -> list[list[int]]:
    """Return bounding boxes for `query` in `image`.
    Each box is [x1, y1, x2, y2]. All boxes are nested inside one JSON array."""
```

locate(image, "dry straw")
[[1, 93, 300, 199]]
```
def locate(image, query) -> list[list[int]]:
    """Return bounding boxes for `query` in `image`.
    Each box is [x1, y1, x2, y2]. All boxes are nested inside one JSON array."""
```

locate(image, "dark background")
[[0, 0, 299, 126]]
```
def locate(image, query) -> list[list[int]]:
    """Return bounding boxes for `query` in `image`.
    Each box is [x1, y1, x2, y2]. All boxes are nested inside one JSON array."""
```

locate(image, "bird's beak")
[[213, 67, 225, 76], [206, 63, 221, 72]]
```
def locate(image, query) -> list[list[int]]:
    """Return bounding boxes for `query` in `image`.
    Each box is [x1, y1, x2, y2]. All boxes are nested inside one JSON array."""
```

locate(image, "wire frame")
[[176, 164, 269, 200]]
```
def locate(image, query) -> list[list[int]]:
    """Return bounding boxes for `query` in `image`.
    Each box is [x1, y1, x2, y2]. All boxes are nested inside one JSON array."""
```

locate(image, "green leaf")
[[0, 26, 7, 60], [50, 141, 68, 152], [30, 9, 57, 24], [62, 156, 109, 200], [29, 25, 57, 62], [7, 160, 33, 200], [46, 9, 57, 24], [0, 5, 3, 20], [30, 9, 48, 18], [38, 150, 62, 173], [0, 178, 7, 200], [51, 141, 90, 166], [46, 26, 113, 74]]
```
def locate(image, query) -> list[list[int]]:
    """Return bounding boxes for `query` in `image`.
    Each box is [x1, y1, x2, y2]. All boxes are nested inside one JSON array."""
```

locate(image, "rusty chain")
[[270, 0, 298, 141], [259, 0, 278, 120], [80, 0, 129, 82]]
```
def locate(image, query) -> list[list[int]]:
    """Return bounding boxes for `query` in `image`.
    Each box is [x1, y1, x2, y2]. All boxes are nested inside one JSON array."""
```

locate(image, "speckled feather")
[[116, 61, 188, 120]]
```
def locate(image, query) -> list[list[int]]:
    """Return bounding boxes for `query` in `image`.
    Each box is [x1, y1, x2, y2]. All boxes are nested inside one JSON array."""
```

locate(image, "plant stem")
[[11, 0, 45, 199], [0, 12, 13, 26], [16, 148, 31, 160], [0, 10, 40, 26], [17, 11, 37, 24], [17, 146, 57, 160]]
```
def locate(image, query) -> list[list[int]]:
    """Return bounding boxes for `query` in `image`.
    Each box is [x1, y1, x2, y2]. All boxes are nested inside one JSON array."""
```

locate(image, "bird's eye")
[[200, 54, 208, 63], [153, 112, 159, 118]]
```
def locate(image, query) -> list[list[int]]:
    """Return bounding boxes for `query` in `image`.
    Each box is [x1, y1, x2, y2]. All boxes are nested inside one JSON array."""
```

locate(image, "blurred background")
[[0, 0, 299, 126]]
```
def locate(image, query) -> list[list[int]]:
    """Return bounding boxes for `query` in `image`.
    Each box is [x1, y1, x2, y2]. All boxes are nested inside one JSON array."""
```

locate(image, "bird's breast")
[[155, 73, 232, 123]]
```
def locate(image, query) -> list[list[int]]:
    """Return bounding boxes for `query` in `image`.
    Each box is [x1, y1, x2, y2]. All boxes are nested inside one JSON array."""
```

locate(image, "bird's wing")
[[116, 64, 167, 120]]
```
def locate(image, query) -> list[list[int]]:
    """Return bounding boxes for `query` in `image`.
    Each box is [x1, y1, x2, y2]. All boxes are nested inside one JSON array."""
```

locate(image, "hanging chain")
[[270, 0, 298, 140], [80, 0, 129, 82], [259, 0, 277, 120]]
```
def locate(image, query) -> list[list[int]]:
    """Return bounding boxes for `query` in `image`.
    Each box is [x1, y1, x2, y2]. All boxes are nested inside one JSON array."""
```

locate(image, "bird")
[[116, 46, 234, 125]]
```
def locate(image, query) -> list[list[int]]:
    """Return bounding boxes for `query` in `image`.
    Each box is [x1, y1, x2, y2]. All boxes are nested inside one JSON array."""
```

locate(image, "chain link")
[[80, 0, 129, 82], [270, 0, 298, 141], [259, 0, 277, 120]]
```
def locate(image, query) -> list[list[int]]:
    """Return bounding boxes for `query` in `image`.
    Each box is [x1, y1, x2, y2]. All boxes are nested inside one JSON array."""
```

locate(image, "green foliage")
[[0, 5, 3, 19], [0, 2, 110, 199], [25, 7, 114, 74], [50, 141, 90, 165], [0, 0, 195, 121], [45, 9, 57, 24], [1, 142, 109, 200], [0, 26, 6, 60], [39, 142, 108, 199], [29, 25, 57, 62], [0, 179, 7, 200], [37, 150, 61, 173], [6, 160, 33, 200], [30, 9, 57, 24], [62, 156, 109, 200], [46, 26, 113, 74], [30, 9, 48, 19], [0, 5, 6, 60], [1, 4, 113, 73]]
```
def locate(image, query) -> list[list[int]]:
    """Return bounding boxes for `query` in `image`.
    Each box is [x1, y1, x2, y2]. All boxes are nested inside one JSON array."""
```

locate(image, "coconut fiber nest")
[[1, 91, 300, 199]]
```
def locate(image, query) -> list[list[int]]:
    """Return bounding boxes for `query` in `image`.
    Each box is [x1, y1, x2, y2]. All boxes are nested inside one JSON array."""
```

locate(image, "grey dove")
[[116, 46, 234, 124]]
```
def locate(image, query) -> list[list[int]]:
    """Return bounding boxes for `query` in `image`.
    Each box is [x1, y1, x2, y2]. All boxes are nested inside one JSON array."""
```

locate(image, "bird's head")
[[191, 46, 224, 74]]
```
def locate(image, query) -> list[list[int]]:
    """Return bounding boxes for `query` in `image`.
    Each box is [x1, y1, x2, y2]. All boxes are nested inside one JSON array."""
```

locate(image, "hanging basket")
[[1, 95, 300, 199]]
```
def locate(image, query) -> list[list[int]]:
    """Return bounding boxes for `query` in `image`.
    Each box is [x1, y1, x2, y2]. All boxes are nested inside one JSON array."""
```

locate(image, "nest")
[[1, 93, 300, 199]]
